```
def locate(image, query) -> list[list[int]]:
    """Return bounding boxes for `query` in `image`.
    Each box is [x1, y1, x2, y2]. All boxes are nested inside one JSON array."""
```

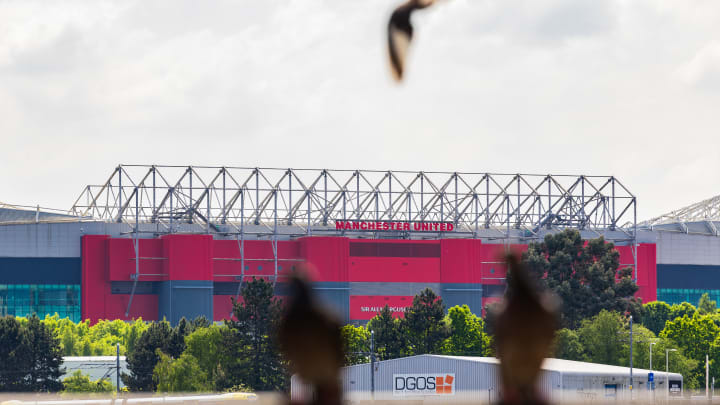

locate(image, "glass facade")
[[657, 288, 720, 306], [0, 284, 81, 322]]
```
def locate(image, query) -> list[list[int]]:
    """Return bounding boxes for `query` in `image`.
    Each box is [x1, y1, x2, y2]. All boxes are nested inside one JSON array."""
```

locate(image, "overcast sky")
[[1, 0, 719, 221]]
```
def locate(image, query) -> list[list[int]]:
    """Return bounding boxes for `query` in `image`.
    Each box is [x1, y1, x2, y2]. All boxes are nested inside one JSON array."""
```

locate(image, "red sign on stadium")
[[336, 220, 455, 232]]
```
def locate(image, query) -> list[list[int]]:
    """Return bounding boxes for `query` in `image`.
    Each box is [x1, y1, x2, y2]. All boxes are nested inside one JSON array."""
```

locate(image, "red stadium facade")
[[81, 234, 656, 324], [46, 166, 644, 324], [12, 166, 720, 326]]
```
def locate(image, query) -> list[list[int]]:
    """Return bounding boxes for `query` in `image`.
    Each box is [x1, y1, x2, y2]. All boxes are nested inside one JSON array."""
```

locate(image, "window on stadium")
[[657, 288, 720, 307], [0, 284, 81, 322]]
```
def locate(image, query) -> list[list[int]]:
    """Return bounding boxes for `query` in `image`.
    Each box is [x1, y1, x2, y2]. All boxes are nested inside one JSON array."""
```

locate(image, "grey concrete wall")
[[0, 221, 139, 257], [0, 222, 85, 257], [656, 232, 720, 266], [349, 282, 442, 296]]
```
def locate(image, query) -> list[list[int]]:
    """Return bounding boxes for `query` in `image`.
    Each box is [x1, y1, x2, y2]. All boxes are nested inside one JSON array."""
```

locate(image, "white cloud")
[[678, 40, 720, 89], [0, 0, 719, 221]]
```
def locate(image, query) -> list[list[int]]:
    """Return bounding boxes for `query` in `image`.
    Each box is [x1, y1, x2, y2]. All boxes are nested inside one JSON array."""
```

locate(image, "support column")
[[159, 234, 214, 324]]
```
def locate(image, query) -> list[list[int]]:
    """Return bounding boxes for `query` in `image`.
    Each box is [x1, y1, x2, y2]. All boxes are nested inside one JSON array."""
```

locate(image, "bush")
[[62, 370, 114, 393]]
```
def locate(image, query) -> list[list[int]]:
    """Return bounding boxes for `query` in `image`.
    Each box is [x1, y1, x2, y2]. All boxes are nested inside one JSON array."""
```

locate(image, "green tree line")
[[43, 315, 148, 356], [550, 298, 720, 390]]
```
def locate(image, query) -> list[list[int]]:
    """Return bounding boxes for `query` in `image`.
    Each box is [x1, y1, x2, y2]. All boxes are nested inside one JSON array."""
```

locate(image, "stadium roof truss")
[[640, 194, 720, 236], [70, 165, 637, 241]]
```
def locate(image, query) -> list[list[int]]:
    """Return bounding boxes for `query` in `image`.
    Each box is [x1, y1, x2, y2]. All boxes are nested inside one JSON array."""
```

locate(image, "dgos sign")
[[393, 374, 455, 396]]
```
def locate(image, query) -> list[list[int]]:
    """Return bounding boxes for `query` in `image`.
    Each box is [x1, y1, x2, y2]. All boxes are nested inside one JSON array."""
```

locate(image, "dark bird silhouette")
[[387, 0, 436, 81], [495, 253, 559, 405], [278, 272, 344, 405]]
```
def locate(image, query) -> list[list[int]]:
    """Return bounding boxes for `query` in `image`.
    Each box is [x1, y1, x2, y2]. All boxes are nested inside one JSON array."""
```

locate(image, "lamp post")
[[370, 330, 375, 399], [650, 342, 656, 372], [666, 348, 677, 402], [116, 342, 120, 393], [630, 315, 634, 393], [650, 342, 657, 402]]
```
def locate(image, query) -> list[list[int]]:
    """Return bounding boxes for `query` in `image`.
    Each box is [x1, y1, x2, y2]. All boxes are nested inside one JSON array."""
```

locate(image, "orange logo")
[[435, 375, 454, 394]]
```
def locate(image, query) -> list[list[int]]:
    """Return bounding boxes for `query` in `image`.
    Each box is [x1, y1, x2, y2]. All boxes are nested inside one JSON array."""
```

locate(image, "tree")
[[184, 325, 224, 387], [663, 346, 699, 389], [642, 301, 673, 335], [0, 316, 31, 391], [122, 316, 205, 392], [0, 315, 64, 392], [153, 351, 212, 392], [552, 328, 584, 361], [707, 336, 720, 390], [190, 316, 212, 330], [62, 370, 114, 393], [620, 324, 659, 371], [698, 293, 717, 315], [404, 288, 450, 355], [521, 229, 641, 329], [670, 302, 696, 320], [223, 278, 286, 391], [167, 318, 192, 359], [367, 306, 407, 360], [568, 311, 698, 387], [341, 324, 370, 366], [661, 314, 719, 362], [84, 319, 126, 355], [614, 325, 699, 389], [122, 321, 173, 391], [124, 319, 150, 354], [661, 313, 720, 387], [42, 315, 149, 357], [442, 305, 491, 356], [25, 315, 64, 391], [577, 310, 625, 366]]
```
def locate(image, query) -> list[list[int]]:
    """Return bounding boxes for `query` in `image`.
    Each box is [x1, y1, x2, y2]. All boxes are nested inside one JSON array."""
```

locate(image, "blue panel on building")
[[441, 283, 483, 315], [312, 282, 350, 323], [657, 264, 720, 289], [0, 257, 81, 284], [213, 281, 290, 296], [158, 280, 213, 325], [214, 281, 347, 321]]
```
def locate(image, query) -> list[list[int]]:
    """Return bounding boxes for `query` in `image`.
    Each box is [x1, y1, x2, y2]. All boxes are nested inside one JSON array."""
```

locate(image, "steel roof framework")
[[640, 194, 720, 235], [71, 165, 637, 240]]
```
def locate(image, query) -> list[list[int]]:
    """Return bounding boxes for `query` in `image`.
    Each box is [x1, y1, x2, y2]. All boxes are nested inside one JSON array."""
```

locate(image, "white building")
[[291, 355, 683, 402], [63, 356, 128, 389]]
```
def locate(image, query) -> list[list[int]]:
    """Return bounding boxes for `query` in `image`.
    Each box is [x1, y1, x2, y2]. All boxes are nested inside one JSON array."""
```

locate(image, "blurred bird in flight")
[[279, 270, 344, 405], [495, 253, 559, 405], [387, 0, 436, 81]]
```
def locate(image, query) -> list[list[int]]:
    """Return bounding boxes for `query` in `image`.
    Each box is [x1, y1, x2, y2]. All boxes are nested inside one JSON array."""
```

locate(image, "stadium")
[[0, 164, 718, 324]]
